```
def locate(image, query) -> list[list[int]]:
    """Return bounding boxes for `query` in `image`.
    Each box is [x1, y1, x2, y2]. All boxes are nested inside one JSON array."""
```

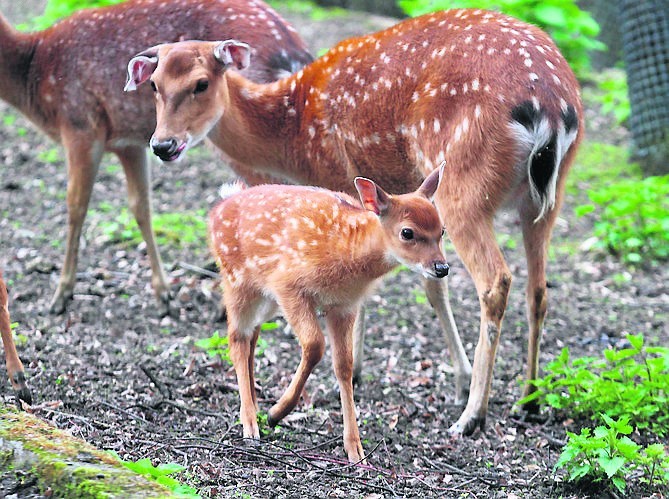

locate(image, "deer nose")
[[151, 138, 178, 159], [433, 261, 449, 278]]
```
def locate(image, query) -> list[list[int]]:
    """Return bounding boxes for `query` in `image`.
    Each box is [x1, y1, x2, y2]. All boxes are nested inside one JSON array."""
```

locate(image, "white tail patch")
[[218, 180, 247, 200], [509, 115, 576, 222]]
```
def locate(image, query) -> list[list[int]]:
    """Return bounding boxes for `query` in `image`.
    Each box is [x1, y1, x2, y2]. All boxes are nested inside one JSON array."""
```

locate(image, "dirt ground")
[[1, 2, 668, 498]]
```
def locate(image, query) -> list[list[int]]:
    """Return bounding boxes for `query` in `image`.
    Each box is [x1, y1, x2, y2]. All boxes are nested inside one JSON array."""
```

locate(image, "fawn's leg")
[[50, 132, 103, 314], [116, 146, 170, 315], [325, 307, 365, 463], [267, 296, 325, 426], [0, 273, 31, 404], [351, 308, 366, 384]]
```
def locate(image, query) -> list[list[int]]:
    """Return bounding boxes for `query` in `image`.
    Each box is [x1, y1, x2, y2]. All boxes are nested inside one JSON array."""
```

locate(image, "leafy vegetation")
[[556, 414, 669, 495], [520, 335, 669, 493], [97, 208, 208, 249], [195, 326, 273, 363], [397, 0, 604, 78], [21, 0, 124, 30], [595, 71, 631, 125], [519, 334, 669, 435], [107, 451, 199, 498], [575, 175, 669, 264]]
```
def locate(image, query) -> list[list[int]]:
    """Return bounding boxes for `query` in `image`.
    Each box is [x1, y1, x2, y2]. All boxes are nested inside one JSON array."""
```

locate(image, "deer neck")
[[334, 212, 398, 280], [211, 70, 315, 184], [0, 15, 38, 114]]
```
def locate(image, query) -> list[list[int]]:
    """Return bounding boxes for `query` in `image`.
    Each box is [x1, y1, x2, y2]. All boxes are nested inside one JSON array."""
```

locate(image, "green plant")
[[556, 414, 669, 494], [37, 147, 61, 164], [21, 0, 124, 30], [575, 175, 669, 264], [519, 334, 669, 436], [99, 208, 208, 248], [107, 451, 199, 497], [397, 0, 604, 78], [596, 71, 631, 125], [195, 329, 270, 364]]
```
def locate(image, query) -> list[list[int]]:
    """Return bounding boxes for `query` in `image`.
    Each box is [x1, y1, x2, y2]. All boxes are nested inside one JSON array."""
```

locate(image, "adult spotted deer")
[[210, 167, 448, 462], [0, 0, 312, 314], [127, 9, 583, 435], [0, 269, 31, 405]]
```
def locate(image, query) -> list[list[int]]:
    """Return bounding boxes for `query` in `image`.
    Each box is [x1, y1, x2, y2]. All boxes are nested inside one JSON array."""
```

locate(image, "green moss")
[[0, 405, 173, 497]]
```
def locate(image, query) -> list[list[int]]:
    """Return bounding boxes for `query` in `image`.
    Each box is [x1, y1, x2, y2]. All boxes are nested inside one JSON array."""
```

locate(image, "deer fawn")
[[209, 167, 448, 462], [0, 269, 31, 405], [0, 0, 311, 314], [127, 9, 583, 435]]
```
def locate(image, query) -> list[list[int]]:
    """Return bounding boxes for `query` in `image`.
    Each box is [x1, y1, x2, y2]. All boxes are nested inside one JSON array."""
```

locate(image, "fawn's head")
[[125, 40, 251, 162], [356, 166, 449, 279]]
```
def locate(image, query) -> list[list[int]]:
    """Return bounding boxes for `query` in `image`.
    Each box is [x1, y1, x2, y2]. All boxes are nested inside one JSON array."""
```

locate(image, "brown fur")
[[0, 270, 30, 404], [0, 0, 311, 313], [133, 9, 584, 435], [209, 171, 447, 462]]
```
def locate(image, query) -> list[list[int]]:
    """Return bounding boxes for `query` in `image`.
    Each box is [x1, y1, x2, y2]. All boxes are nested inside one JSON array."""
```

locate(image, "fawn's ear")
[[213, 40, 252, 70], [124, 47, 160, 91], [354, 177, 391, 216], [417, 162, 445, 200]]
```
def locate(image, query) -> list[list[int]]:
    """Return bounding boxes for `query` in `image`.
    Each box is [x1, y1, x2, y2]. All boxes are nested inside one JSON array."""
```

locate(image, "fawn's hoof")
[[12, 372, 32, 406]]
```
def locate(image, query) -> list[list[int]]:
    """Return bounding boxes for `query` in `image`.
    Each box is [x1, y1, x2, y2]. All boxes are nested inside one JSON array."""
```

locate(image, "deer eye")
[[441, 228, 445, 238], [150, 80, 157, 92], [400, 227, 414, 240], [194, 79, 209, 94]]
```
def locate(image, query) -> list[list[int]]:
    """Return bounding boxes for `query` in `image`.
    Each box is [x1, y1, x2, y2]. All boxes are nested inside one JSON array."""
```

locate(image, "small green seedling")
[[107, 451, 200, 498]]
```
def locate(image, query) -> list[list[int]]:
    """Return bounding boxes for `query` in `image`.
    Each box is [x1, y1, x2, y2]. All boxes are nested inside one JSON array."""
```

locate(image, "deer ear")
[[213, 40, 251, 70], [354, 177, 390, 216], [417, 162, 445, 200], [124, 48, 159, 92]]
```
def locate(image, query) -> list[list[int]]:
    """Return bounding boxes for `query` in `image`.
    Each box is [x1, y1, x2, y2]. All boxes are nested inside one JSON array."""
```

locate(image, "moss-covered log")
[[0, 405, 172, 498]]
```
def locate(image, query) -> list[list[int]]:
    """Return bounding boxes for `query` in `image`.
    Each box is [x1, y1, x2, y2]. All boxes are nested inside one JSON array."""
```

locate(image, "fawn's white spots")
[[475, 104, 482, 118], [434, 119, 441, 134], [529, 72, 539, 81], [471, 78, 479, 91]]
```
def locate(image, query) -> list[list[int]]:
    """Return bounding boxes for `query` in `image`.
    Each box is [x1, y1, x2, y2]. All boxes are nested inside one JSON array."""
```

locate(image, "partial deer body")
[[0, 0, 312, 314], [209, 168, 447, 462], [0, 270, 31, 405], [128, 9, 583, 435]]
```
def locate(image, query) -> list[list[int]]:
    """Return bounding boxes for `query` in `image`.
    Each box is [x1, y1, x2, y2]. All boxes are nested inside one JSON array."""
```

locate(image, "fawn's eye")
[[441, 228, 445, 238], [194, 79, 209, 94], [150, 80, 157, 92], [400, 227, 414, 240]]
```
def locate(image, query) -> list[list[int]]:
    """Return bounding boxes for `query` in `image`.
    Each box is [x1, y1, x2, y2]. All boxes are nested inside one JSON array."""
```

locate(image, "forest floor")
[[0, 1, 667, 498]]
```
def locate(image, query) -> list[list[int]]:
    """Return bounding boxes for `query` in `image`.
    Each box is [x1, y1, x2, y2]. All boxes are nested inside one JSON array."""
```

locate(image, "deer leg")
[[248, 325, 260, 411], [0, 274, 31, 405], [267, 297, 325, 426], [325, 307, 365, 463], [116, 146, 170, 315], [50, 135, 103, 314], [445, 220, 512, 436], [519, 195, 560, 413], [228, 324, 261, 440], [351, 308, 366, 385], [423, 277, 472, 405]]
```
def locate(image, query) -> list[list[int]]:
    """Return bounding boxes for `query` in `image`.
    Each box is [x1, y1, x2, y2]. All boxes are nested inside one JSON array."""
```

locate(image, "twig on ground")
[[177, 261, 220, 279]]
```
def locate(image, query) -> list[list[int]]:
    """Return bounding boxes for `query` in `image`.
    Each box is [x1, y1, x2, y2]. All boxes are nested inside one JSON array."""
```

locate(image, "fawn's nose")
[[433, 261, 449, 278], [151, 138, 178, 159]]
